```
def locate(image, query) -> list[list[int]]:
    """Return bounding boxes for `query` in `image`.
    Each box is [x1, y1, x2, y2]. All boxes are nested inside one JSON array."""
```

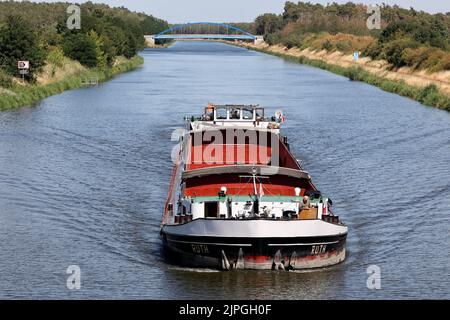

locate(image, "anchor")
[[234, 248, 245, 269], [221, 250, 231, 271], [289, 251, 298, 270], [272, 250, 285, 270]]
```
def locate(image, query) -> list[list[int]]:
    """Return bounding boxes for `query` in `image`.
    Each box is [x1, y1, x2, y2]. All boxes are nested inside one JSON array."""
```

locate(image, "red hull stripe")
[[185, 174, 309, 197]]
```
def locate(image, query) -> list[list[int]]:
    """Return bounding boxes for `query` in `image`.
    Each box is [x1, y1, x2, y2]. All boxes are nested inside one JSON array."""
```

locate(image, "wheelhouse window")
[[255, 108, 264, 120], [242, 108, 253, 120], [215, 107, 227, 120], [230, 108, 241, 119]]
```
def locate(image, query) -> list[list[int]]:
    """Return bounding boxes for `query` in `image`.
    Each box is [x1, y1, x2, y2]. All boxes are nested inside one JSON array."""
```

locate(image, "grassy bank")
[[0, 55, 143, 111], [237, 43, 450, 111]]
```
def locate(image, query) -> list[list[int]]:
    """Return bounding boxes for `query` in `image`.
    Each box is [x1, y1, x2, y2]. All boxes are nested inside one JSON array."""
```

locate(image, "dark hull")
[[161, 231, 347, 270]]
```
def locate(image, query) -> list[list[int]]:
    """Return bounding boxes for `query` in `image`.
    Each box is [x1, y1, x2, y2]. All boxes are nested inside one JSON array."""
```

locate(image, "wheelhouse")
[[188, 104, 281, 131]]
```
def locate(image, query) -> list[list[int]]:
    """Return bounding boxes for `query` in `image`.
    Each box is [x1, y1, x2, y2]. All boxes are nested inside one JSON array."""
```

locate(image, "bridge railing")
[[154, 34, 256, 40], [145, 22, 264, 45], [157, 22, 253, 36]]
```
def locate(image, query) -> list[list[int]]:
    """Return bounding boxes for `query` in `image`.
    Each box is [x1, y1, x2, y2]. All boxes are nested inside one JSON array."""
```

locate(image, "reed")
[[0, 55, 143, 111]]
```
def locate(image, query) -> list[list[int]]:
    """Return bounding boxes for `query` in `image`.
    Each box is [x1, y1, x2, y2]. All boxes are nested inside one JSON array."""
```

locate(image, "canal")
[[0, 41, 449, 299]]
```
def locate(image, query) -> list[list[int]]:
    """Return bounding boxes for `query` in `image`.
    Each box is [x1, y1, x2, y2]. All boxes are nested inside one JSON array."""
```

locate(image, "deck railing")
[[162, 151, 182, 225]]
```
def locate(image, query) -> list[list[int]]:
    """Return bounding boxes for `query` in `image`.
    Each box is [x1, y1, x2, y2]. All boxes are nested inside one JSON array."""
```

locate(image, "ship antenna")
[[251, 167, 258, 196]]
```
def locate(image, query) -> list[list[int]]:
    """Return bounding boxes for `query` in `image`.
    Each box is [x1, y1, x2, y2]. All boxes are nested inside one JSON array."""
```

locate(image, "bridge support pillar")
[[254, 36, 264, 45], [145, 35, 155, 47]]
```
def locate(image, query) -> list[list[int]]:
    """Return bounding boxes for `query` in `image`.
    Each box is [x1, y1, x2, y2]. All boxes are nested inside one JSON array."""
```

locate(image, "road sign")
[[19, 69, 29, 75], [353, 52, 359, 61], [18, 61, 30, 69]]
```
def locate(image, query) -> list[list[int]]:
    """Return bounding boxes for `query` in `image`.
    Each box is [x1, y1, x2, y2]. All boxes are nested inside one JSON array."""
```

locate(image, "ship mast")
[[240, 167, 268, 216]]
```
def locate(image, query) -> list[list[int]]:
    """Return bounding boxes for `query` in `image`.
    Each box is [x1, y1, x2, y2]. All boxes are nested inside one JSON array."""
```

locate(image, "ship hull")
[[161, 219, 347, 270]]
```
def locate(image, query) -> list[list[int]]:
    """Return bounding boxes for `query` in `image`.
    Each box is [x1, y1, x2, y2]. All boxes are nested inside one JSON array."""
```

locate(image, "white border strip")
[[268, 241, 339, 246], [167, 239, 252, 247]]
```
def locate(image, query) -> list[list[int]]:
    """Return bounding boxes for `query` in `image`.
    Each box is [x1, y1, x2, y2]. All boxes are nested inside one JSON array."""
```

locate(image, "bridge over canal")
[[145, 22, 263, 45]]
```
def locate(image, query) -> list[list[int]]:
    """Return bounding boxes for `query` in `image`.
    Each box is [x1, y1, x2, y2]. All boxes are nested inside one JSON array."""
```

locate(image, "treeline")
[[365, 14, 450, 71], [0, 1, 168, 84], [254, 1, 450, 71]]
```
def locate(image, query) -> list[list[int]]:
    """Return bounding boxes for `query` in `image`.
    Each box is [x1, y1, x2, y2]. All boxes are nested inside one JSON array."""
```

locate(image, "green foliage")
[[88, 31, 107, 69], [47, 47, 65, 68], [140, 16, 169, 34], [123, 33, 138, 59], [379, 17, 449, 50], [322, 40, 333, 51], [0, 1, 169, 70], [363, 41, 382, 59], [283, 33, 303, 49], [245, 44, 450, 111], [0, 56, 143, 111], [47, 46, 65, 76], [0, 15, 46, 81], [336, 41, 351, 52], [364, 13, 449, 70], [383, 38, 420, 67], [255, 13, 283, 35], [62, 33, 98, 68], [401, 47, 450, 71], [229, 22, 256, 35], [103, 26, 127, 58], [254, 2, 450, 72], [265, 33, 281, 46], [281, 1, 374, 36], [0, 68, 12, 88], [344, 67, 365, 81], [57, 5, 145, 67], [418, 84, 440, 105]]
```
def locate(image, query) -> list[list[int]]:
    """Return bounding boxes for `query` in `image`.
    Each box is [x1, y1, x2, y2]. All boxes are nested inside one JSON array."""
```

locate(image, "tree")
[[88, 30, 107, 69], [283, 1, 301, 23], [255, 13, 283, 35], [123, 32, 138, 59], [0, 15, 46, 80], [140, 16, 169, 35], [62, 33, 98, 68], [0, 1, 170, 73], [104, 26, 127, 57]]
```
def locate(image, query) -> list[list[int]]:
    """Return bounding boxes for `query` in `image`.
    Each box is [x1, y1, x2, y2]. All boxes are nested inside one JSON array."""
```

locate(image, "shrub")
[[344, 67, 360, 81], [418, 84, 439, 103], [402, 47, 430, 69], [344, 67, 367, 81], [336, 41, 351, 52], [0, 68, 12, 88], [384, 38, 420, 68], [283, 34, 303, 49], [47, 47, 65, 68], [265, 33, 281, 46], [62, 33, 98, 68], [363, 41, 383, 60], [0, 15, 46, 80], [322, 40, 333, 51], [441, 54, 450, 71]]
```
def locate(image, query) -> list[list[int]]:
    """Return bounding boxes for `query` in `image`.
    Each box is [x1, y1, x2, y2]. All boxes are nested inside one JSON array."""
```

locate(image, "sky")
[[31, 0, 450, 23]]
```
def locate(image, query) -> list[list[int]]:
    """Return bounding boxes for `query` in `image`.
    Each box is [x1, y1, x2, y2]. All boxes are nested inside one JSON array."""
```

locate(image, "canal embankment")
[[0, 1, 169, 112], [231, 41, 450, 111], [0, 55, 143, 112]]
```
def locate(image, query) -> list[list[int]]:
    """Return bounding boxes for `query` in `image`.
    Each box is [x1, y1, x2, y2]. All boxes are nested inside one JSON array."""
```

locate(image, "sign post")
[[18, 61, 30, 82]]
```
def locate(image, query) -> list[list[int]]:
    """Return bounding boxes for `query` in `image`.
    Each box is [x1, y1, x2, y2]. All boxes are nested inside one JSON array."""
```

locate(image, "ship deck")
[[187, 195, 321, 203]]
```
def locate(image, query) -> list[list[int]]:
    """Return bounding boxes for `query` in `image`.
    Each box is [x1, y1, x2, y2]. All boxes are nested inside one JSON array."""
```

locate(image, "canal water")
[[0, 41, 449, 299]]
